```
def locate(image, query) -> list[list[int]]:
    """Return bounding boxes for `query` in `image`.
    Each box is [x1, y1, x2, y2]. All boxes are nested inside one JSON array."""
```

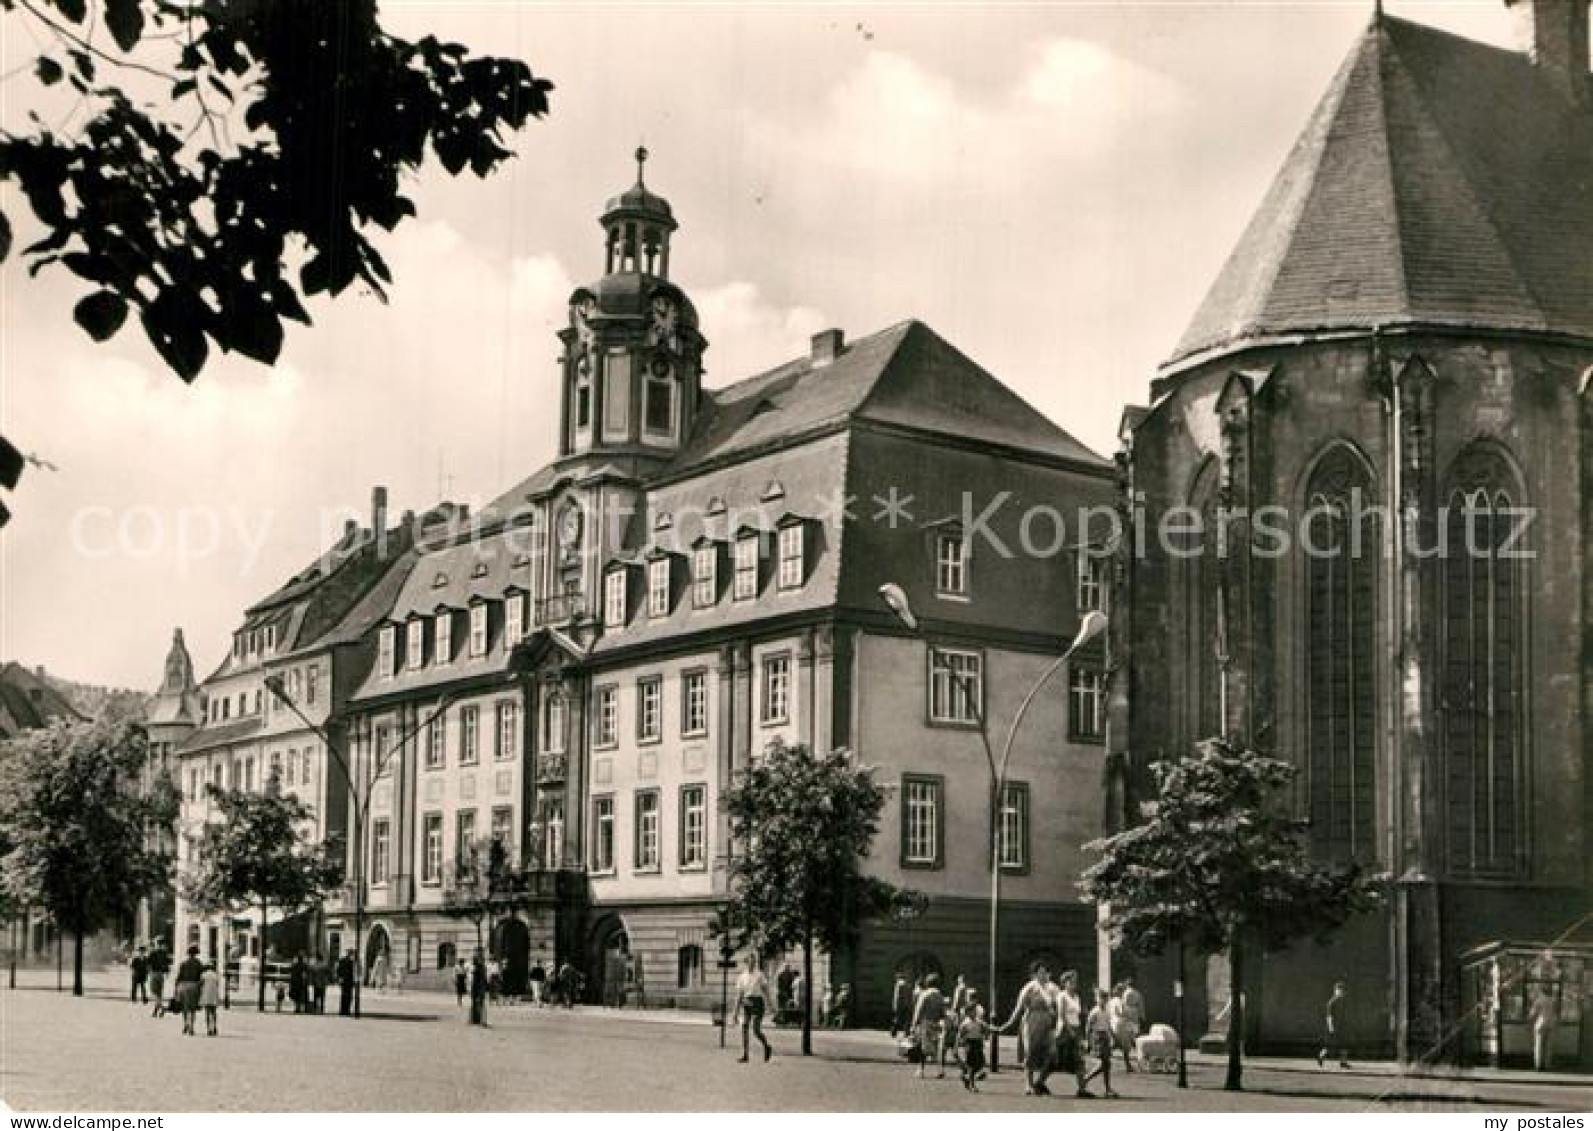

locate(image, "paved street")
[[2, 970, 1588, 1112]]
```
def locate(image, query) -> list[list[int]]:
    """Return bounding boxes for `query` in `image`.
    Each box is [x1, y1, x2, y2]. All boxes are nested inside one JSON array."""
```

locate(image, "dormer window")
[[776, 520, 807, 590], [406, 619, 425, 670], [430, 611, 451, 665], [469, 603, 489, 658], [733, 533, 761, 601], [647, 557, 672, 618], [504, 592, 525, 650], [604, 567, 629, 629], [935, 530, 968, 597], [692, 543, 719, 608], [379, 626, 396, 679]]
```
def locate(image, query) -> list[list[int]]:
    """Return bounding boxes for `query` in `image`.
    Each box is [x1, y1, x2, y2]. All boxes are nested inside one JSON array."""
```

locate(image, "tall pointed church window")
[[1302, 446, 1378, 862]]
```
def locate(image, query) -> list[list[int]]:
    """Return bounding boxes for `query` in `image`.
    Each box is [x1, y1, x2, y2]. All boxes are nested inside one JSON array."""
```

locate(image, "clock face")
[[649, 293, 680, 349]]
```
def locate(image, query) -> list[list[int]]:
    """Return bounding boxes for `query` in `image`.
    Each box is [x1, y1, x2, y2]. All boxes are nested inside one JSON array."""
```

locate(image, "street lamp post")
[[265, 676, 458, 1019], [879, 582, 1106, 1073]]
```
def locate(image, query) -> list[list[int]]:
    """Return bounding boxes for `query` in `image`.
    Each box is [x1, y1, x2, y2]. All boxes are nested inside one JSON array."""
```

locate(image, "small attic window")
[[433, 572, 448, 588], [654, 511, 673, 533], [471, 562, 489, 578], [511, 554, 531, 568], [705, 497, 726, 516], [762, 480, 785, 503]]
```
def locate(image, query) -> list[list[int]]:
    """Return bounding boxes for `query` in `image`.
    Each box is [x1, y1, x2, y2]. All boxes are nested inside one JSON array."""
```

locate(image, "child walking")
[[1081, 988, 1120, 1098], [956, 991, 990, 1092], [199, 962, 222, 1037]]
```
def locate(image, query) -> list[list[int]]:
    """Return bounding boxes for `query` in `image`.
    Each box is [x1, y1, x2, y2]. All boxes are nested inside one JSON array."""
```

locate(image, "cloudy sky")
[[1, 1, 1521, 689]]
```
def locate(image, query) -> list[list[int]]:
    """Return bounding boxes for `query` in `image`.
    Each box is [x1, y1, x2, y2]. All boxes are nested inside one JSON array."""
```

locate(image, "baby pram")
[[1134, 1023, 1182, 1073]]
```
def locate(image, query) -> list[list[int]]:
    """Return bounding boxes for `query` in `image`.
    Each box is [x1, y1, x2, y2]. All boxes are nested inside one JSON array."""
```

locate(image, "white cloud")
[[692, 281, 828, 385]]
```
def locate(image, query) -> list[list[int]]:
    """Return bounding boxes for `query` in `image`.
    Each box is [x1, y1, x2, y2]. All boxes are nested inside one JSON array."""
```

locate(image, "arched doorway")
[[365, 923, 392, 988], [588, 914, 630, 1007], [496, 918, 530, 997]]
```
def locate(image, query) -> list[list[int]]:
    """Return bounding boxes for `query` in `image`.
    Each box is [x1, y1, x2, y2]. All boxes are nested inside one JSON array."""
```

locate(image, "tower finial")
[[1373, 0, 1383, 22], [635, 145, 649, 187]]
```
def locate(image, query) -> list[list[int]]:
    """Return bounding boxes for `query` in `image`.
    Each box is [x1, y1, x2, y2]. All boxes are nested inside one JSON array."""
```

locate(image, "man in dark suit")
[[336, 951, 356, 1016]]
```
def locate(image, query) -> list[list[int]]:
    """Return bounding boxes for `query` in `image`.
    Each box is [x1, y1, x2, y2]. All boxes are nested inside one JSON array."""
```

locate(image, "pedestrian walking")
[[890, 974, 912, 1038], [469, 950, 489, 1026], [791, 970, 806, 1026], [949, 974, 969, 1018], [732, 955, 773, 1063], [1080, 988, 1120, 1098], [129, 946, 149, 1003], [311, 954, 330, 1014], [487, 956, 502, 1005], [174, 946, 205, 1036], [289, 955, 309, 1014], [454, 958, 468, 1007], [1108, 983, 1136, 1072], [148, 943, 170, 1018], [1316, 981, 1351, 1068], [830, 983, 851, 1029], [1119, 978, 1145, 1068], [1058, 970, 1088, 1097], [1529, 986, 1559, 1071], [956, 991, 989, 1092], [529, 958, 547, 1007], [199, 962, 222, 1037], [336, 951, 356, 1017], [999, 961, 1059, 1097], [910, 973, 948, 1079]]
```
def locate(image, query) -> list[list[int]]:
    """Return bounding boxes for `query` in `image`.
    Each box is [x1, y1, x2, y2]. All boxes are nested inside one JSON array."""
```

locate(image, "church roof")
[[668, 320, 1107, 475], [1168, 14, 1593, 370]]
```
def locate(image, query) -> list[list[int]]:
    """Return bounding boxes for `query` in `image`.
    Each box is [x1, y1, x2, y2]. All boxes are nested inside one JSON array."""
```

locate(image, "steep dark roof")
[[0, 662, 85, 737], [1169, 15, 1593, 369], [668, 320, 1107, 473]]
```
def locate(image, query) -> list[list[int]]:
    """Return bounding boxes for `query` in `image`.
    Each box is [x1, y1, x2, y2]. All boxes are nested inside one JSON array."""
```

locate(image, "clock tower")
[[557, 148, 707, 462]]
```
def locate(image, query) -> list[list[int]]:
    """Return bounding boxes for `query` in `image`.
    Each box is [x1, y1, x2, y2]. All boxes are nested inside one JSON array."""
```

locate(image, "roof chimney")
[[1505, 0, 1591, 103], [811, 328, 845, 367], [371, 485, 388, 534]]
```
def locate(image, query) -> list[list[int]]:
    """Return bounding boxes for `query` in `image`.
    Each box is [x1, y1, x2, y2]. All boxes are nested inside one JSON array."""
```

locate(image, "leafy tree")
[[182, 779, 342, 1010], [440, 835, 530, 955], [0, 0, 552, 380], [1081, 738, 1384, 1091], [0, 715, 177, 995], [716, 740, 916, 1056]]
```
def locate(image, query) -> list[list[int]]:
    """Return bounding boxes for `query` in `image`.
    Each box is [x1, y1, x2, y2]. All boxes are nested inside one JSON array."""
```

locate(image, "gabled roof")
[[666, 320, 1107, 474], [1169, 14, 1593, 369], [0, 662, 85, 737]]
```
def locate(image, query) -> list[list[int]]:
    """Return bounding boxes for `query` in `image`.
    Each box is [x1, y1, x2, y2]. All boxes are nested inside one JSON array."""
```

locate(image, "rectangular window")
[[407, 619, 425, 669], [591, 796, 615, 873], [422, 813, 443, 884], [371, 818, 391, 885], [546, 695, 567, 755], [305, 664, 318, 706], [761, 654, 791, 725], [635, 790, 661, 871], [495, 701, 518, 761], [1076, 554, 1104, 612], [455, 809, 477, 872], [504, 593, 524, 650], [604, 570, 628, 628], [680, 784, 707, 869], [470, 603, 489, 657], [681, 670, 708, 737], [637, 677, 663, 742], [936, 531, 968, 596], [286, 749, 297, 786], [692, 546, 717, 608], [648, 558, 671, 618], [777, 524, 805, 589], [269, 751, 282, 783], [1069, 666, 1105, 741], [733, 536, 759, 601], [902, 775, 943, 868], [544, 797, 565, 868], [460, 705, 480, 765], [929, 648, 982, 724], [379, 627, 395, 678], [425, 715, 446, 770], [999, 782, 1030, 872], [644, 372, 674, 434], [491, 806, 513, 850], [594, 685, 618, 748], [374, 725, 392, 777], [435, 612, 452, 665]]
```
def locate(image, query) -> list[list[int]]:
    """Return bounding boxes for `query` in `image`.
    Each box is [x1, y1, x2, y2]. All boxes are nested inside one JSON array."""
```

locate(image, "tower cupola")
[[600, 146, 678, 277]]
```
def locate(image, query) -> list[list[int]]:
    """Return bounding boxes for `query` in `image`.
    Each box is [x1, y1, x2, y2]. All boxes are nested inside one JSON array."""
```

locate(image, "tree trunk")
[[71, 924, 84, 997], [801, 924, 814, 1056], [1224, 936, 1245, 1091], [258, 898, 268, 1012]]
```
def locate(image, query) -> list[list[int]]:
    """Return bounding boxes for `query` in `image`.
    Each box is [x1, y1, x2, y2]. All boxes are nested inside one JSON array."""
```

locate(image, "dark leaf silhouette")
[[72, 290, 128, 341]]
